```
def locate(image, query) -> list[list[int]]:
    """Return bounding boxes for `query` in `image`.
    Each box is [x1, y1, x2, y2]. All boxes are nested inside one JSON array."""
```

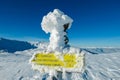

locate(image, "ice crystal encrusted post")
[[41, 9, 73, 52]]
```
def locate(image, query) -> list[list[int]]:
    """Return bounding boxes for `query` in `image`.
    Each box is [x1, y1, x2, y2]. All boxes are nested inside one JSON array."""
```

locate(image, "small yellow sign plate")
[[31, 53, 84, 69]]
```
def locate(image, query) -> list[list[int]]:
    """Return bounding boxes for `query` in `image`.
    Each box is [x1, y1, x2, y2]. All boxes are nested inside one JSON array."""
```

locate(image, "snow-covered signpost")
[[41, 9, 73, 52], [30, 9, 85, 80]]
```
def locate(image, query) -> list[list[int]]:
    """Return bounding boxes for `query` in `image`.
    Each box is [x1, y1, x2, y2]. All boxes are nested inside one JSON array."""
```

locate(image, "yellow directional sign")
[[32, 53, 77, 68], [32, 53, 64, 67], [31, 53, 84, 69]]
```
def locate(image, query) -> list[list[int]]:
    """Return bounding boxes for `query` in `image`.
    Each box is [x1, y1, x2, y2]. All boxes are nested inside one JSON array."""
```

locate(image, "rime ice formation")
[[31, 9, 84, 80], [41, 9, 73, 52]]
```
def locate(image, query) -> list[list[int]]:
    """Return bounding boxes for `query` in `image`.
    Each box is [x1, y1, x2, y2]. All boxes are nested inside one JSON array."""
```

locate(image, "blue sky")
[[0, 0, 120, 47]]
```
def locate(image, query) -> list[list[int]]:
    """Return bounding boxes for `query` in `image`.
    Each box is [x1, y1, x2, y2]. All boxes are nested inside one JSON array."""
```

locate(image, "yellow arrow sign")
[[32, 53, 76, 68], [31, 53, 84, 69]]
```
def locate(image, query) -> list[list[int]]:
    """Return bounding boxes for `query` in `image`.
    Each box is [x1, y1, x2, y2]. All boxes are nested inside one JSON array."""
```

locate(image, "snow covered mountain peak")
[[0, 38, 36, 53]]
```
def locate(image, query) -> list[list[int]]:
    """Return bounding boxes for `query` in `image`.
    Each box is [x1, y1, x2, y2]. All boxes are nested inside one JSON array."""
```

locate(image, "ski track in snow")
[[0, 49, 120, 80]]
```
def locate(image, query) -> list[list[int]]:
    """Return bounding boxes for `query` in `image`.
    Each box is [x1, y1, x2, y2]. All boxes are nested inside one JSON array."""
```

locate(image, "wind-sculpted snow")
[[83, 52, 120, 80], [0, 38, 36, 53], [0, 47, 120, 80]]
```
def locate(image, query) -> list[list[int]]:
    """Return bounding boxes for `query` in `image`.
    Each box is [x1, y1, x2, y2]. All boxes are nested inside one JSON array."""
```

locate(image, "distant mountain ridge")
[[82, 48, 120, 54], [0, 38, 36, 53], [0, 37, 120, 54]]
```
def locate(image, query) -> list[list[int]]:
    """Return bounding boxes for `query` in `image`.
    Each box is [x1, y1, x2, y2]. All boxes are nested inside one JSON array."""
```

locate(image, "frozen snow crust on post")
[[41, 9, 73, 52], [30, 9, 85, 80]]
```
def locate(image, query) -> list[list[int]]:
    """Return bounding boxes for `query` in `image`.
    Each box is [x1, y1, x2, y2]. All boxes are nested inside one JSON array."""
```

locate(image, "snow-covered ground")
[[83, 51, 120, 80], [0, 46, 120, 80], [0, 47, 48, 80]]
